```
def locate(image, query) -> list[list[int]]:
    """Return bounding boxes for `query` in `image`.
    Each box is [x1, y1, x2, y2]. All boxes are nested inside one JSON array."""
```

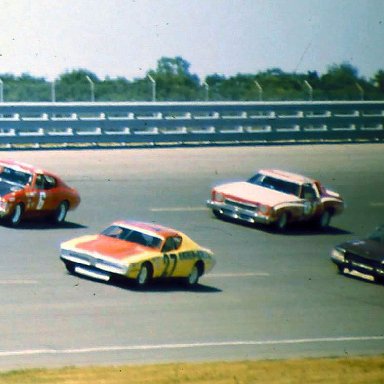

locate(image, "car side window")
[[35, 174, 57, 190], [35, 174, 45, 189], [162, 236, 182, 253], [44, 175, 57, 189], [301, 184, 317, 200]]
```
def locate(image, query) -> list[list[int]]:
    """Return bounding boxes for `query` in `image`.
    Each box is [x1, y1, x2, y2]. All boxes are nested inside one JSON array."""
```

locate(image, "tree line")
[[1, 56, 384, 102]]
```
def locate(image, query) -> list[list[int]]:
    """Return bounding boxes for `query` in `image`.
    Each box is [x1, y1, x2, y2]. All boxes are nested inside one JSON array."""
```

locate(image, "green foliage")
[[373, 70, 384, 92], [147, 56, 201, 101], [0, 58, 383, 101]]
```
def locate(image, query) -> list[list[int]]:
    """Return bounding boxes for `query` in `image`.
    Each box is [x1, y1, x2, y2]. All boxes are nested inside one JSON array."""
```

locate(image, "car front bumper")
[[60, 249, 129, 279], [331, 253, 384, 279], [206, 200, 273, 225]]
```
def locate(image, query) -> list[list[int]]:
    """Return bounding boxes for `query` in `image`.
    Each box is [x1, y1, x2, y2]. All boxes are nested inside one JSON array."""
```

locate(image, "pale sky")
[[0, 0, 383, 81]]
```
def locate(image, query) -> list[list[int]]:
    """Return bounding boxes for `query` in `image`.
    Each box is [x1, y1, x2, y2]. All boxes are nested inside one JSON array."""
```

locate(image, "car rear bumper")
[[206, 200, 273, 225]]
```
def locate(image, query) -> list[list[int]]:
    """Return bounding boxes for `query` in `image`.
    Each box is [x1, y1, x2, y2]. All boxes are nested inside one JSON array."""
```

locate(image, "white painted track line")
[[0, 280, 38, 285], [150, 206, 207, 212], [1, 336, 383, 357], [206, 272, 270, 278], [369, 202, 384, 207]]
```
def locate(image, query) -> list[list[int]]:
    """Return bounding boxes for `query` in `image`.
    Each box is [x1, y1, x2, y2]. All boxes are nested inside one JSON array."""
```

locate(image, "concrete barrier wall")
[[0, 101, 383, 148]]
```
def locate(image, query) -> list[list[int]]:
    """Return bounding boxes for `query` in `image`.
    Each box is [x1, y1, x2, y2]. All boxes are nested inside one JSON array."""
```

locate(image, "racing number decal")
[[162, 253, 177, 277], [36, 192, 46, 210]]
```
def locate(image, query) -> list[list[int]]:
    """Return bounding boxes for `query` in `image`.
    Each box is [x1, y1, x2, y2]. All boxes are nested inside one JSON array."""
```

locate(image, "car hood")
[[338, 238, 384, 261], [216, 181, 300, 206], [63, 235, 159, 261], [0, 180, 23, 197]]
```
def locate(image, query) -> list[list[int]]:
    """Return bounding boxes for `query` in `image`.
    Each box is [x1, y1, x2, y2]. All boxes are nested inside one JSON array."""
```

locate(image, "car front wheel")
[[212, 210, 223, 219], [335, 263, 344, 274], [9, 203, 24, 226], [136, 263, 152, 287], [275, 212, 288, 231], [64, 261, 75, 274]]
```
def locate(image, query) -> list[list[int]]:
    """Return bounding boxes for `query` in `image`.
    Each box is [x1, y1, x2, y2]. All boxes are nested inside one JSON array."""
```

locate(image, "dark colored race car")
[[330, 225, 384, 283]]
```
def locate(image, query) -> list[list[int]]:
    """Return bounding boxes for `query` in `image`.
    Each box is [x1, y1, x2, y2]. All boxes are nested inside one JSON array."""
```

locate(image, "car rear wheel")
[[318, 210, 332, 229], [185, 262, 203, 286], [9, 203, 24, 226], [53, 201, 69, 224], [136, 263, 152, 287]]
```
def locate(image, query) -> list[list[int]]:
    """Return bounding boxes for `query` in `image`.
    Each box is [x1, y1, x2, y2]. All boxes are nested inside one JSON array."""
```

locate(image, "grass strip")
[[1, 356, 384, 384]]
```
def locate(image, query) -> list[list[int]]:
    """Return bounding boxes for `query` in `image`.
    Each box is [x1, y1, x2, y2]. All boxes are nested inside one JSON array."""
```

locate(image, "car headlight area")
[[331, 248, 345, 262]]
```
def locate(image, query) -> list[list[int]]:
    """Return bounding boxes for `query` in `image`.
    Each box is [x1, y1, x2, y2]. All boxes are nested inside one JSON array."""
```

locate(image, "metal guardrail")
[[0, 101, 383, 148]]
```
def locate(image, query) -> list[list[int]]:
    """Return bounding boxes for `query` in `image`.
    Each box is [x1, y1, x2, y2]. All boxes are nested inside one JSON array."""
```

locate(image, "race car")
[[207, 169, 344, 230], [0, 159, 80, 226], [331, 225, 384, 283], [60, 220, 216, 287]]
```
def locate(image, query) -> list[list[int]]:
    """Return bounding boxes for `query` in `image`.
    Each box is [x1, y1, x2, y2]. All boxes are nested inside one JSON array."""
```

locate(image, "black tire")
[[185, 262, 202, 286], [335, 263, 344, 274], [317, 210, 332, 229], [275, 212, 288, 231], [53, 201, 69, 224], [136, 263, 152, 287], [212, 210, 222, 219], [64, 261, 75, 274], [9, 203, 24, 227]]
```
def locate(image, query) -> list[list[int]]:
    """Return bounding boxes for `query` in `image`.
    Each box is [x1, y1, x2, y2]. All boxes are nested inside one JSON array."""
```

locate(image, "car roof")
[[259, 169, 316, 185], [0, 159, 45, 174], [112, 220, 180, 238]]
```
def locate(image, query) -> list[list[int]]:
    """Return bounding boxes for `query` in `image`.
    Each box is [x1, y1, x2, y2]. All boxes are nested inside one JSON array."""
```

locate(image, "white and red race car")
[[207, 169, 344, 230]]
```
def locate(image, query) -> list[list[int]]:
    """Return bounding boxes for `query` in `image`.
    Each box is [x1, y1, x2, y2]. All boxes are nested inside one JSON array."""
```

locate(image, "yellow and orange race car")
[[60, 220, 216, 287]]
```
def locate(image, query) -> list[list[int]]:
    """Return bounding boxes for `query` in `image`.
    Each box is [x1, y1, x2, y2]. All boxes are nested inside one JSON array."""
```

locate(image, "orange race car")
[[60, 220, 216, 287], [0, 159, 80, 226]]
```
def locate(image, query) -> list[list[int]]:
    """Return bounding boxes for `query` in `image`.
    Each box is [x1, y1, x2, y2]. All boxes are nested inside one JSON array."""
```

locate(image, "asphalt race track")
[[0, 144, 383, 370]]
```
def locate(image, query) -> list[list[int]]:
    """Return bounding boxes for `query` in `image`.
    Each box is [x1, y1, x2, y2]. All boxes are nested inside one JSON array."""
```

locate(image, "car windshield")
[[248, 173, 300, 197], [368, 226, 384, 244], [0, 166, 32, 187], [101, 225, 163, 249]]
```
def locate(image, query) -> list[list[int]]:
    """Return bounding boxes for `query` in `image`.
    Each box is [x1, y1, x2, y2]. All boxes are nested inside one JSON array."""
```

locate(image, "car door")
[[301, 183, 321, 218], [161, 236, 185, 277], [29, 173, 59, 212]]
